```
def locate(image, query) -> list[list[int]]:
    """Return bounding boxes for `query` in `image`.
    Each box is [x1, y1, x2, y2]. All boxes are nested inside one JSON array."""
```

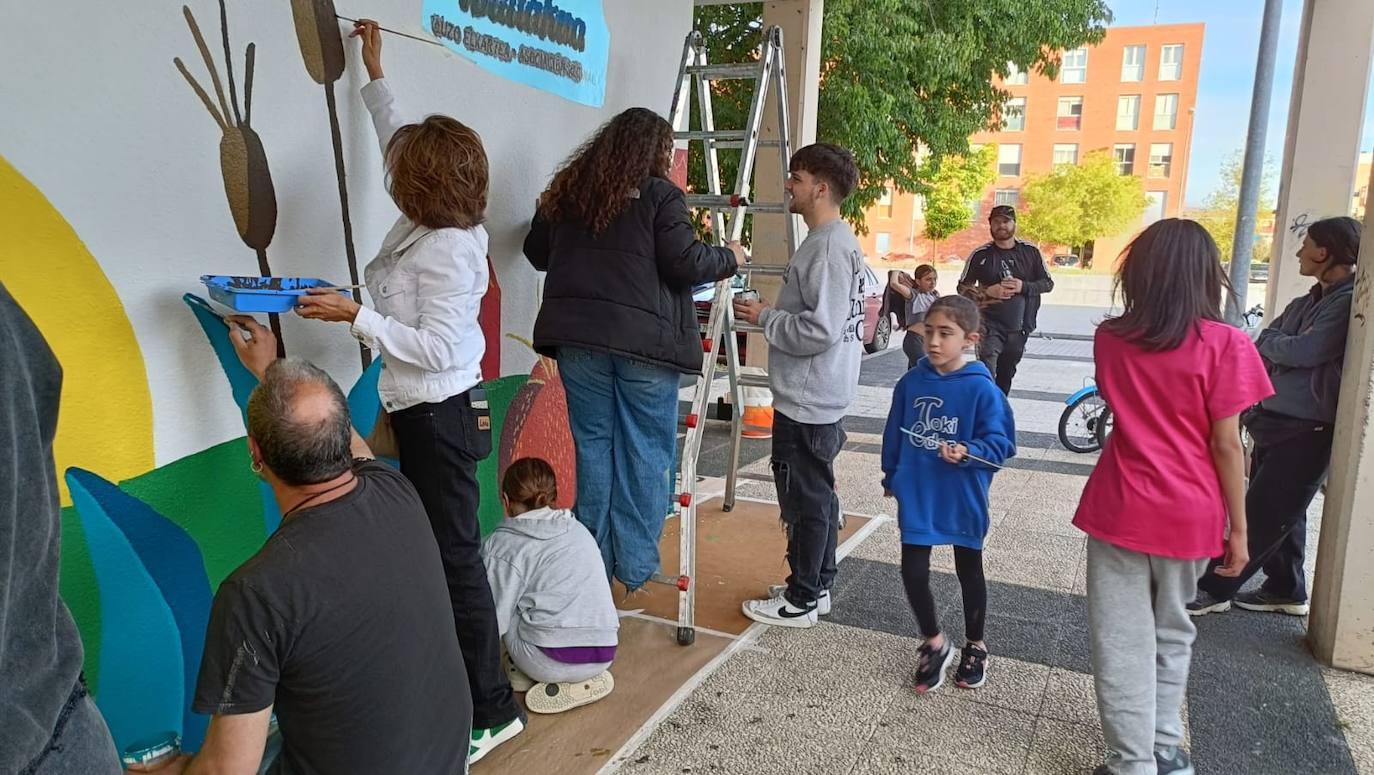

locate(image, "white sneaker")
[[767, 585, 832, 616], [525, 671, 615, 715], [502, 652, 536, 693], [742, 595, 817, 628]]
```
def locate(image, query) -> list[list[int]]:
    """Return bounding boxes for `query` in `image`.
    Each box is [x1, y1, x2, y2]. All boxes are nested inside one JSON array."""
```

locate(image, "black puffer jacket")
[[523, 176, 737, 374]]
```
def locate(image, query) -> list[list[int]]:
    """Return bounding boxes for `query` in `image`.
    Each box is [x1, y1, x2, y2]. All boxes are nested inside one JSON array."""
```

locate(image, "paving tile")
[[873, 690, 1036, 775], [949, 655, 1051, 716], [1040, 667, 1100, 727], [1024, 718, 1107, 775], [851, 746, 1017, 775], [1324, 668, 1374, 775], [983, 526, 1082, 592]]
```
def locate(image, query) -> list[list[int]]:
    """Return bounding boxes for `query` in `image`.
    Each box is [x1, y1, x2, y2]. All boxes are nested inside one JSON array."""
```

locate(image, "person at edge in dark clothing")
[[1189, 216, 1362, 618], [1, 282, 122, 775], [956, 205, 1055, 394]]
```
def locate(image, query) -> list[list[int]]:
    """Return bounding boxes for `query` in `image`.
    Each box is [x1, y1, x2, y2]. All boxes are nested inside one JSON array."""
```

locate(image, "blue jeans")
[[558, 347, 680, 589]]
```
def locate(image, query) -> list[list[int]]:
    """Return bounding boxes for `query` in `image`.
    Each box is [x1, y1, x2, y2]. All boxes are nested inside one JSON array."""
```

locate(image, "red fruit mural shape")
[[480, 255, 501, 380], [499, 339, 576, 510]]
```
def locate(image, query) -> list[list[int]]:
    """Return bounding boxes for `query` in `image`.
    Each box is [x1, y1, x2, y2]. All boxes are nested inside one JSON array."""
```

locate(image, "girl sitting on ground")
[[484, 458, 619, 714]]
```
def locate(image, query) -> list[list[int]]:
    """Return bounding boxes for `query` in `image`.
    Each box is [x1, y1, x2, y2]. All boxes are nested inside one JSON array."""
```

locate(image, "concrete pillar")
[[745, 0, 822, 369], [1265, 0, 1374, 313], [1309, 162, 1374, 674]]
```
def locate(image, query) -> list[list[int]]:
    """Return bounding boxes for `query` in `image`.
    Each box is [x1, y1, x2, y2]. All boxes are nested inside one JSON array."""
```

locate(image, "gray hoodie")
[[482, 508, 619, 648], [1, 283, 87, 772], [759, 219, 866, 424]]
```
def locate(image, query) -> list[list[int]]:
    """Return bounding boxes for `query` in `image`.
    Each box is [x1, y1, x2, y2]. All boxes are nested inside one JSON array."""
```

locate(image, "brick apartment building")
[[861, 23, 1204, 267]]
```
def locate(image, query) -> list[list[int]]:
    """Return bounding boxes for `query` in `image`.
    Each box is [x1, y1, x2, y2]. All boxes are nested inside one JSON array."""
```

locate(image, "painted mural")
[[0, 0, 586, 755]]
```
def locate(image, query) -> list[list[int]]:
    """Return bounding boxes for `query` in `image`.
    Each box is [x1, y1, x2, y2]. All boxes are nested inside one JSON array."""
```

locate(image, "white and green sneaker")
[[469, 715, 525, 765]]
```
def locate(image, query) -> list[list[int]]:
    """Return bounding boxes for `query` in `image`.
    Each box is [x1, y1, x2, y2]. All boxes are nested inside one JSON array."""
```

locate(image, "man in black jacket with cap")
[[957, 205, 1055, 394]]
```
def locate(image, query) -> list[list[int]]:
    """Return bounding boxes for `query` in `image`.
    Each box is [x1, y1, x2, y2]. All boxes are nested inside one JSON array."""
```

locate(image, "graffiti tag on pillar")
[[1288, 211, 1313, 238]]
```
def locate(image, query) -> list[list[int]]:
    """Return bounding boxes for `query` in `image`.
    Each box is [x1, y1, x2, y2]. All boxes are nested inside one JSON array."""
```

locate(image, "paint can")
[[121, 731, 181, 771]]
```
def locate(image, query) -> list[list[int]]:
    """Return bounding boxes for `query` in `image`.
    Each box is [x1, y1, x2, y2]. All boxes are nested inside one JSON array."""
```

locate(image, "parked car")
[[693, 263, 888, 359], [1052, 253, 1080, 267]]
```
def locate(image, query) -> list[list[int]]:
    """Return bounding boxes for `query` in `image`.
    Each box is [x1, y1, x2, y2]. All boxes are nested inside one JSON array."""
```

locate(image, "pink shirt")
[[1073, 321, 1274, 560]]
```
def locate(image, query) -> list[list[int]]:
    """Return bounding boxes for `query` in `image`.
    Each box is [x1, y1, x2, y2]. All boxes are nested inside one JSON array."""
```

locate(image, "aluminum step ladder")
[[649, 25, 799, 646]]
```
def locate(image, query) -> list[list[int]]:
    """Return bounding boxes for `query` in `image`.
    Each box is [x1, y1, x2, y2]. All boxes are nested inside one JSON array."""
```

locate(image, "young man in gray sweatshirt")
[[734, 144, 866, 628]]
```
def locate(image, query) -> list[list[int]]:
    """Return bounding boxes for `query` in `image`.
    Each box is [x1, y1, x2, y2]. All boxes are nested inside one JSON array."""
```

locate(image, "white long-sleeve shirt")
[[350, 79, 488, 411]]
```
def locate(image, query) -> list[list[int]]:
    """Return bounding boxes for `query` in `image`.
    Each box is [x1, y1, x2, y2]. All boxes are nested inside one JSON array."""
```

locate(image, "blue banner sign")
[[423, 0, 609, 107]]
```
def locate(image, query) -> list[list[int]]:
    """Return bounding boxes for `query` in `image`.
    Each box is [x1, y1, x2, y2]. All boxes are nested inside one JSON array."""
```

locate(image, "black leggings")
[[901, 544, 986, 642]]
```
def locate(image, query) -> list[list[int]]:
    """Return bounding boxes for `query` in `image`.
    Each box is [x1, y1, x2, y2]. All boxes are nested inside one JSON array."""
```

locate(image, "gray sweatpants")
[[504, 623, 611, 685], [1086, 537, 1206, 775]]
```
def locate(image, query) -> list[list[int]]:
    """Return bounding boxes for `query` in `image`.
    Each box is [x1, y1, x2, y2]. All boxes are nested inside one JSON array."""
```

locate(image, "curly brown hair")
[[538, 107, 673, 234], [386, 115, 488, 230]]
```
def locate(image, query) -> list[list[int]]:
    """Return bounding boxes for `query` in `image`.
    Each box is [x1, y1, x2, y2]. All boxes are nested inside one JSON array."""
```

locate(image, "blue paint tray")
[[200, 275, 341, 314]]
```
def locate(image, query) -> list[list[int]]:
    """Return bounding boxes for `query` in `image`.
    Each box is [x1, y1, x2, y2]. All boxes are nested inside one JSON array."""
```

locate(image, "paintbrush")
[[899, 426, 1004, 470], [336, 15, 446, 47]]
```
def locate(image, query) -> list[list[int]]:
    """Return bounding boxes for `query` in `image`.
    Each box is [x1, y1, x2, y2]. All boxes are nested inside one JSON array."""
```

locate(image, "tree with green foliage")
[[1196, 150, 1277, 264], [923, 146, 997, 242], [689, 0, 1112, 229], [1017, 151, 1150, 254]]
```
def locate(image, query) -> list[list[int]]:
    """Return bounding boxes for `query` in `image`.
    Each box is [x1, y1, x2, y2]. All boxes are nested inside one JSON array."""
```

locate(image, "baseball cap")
[[989, 205, 1016, 221]]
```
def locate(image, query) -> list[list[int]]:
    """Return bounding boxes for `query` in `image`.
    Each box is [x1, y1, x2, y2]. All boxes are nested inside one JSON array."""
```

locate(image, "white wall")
[[0, 0, 692, 465]]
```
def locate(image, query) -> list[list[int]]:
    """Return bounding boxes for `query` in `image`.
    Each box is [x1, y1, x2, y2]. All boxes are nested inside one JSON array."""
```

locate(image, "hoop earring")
[[250, 459, 264, 475]]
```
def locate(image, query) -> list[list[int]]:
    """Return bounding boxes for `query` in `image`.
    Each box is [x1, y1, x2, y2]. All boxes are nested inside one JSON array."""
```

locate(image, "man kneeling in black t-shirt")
[[157, 316, 471, 775]]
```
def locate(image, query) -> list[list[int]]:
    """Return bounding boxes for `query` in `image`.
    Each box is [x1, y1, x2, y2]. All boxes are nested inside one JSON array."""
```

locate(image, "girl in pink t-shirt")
[[1073, 219, 1273, 775]]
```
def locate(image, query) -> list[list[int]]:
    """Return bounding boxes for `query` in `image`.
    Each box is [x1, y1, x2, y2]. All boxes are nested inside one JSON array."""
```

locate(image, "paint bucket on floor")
[[740, 366, 773, 439]]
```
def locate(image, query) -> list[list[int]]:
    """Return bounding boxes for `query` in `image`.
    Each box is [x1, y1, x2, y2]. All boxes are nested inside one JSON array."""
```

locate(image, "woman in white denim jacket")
[[293, 20, 525, 764]]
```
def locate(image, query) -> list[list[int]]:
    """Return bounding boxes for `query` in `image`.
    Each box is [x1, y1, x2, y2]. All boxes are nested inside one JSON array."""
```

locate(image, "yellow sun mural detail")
[[0, 155, 155, 504]]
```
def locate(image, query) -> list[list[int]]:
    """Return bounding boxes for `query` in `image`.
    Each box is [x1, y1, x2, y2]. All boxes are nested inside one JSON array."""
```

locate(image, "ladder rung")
[[686, 193, 748, 209], [686, 62, 761, 79], [711, 140, 783, 150], [675, 129, 748, 142], [741, 264, 787, 276], [745, 202, 787, 213], [739, 373, 771, 388], [733, 322, 765, 335]]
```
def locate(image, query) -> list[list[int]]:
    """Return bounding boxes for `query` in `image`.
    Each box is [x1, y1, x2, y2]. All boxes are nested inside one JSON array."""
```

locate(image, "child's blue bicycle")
[[1056, 304, 1265, 454]]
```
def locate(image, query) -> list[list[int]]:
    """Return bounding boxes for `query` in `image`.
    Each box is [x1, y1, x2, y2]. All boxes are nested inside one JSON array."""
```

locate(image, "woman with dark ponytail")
[[1191, 216, 1362, 617]]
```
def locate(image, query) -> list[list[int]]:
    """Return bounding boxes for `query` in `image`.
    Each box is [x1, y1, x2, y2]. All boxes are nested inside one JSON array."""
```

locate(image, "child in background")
[[881, 295, 1016, 694], [483, 458, 619, 715], [889, 264, 940, 368], [1073, 219, 1273, 775]]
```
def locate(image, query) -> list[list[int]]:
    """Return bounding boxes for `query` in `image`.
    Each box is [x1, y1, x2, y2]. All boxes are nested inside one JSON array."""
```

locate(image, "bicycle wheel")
[[1059, 391, 1108, 454]]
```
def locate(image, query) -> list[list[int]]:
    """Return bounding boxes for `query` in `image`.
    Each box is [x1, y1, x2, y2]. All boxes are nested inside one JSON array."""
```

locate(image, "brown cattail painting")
[[290, 0, 370, 369], [174, 2, 285, 356]]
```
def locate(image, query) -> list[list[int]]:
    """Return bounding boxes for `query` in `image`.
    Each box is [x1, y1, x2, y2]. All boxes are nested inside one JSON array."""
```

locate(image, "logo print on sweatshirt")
[[907, 396, 959, 448]]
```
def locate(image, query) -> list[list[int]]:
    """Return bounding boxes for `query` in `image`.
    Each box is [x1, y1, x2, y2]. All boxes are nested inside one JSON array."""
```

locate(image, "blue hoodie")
[[881, 358, 1017, 549]]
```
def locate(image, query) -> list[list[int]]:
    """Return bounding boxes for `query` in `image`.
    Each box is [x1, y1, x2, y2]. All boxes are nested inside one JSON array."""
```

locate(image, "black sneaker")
[[1234, 589, 1309, 616], [1156, 746, 1196, 774], [913, 638, 954, 695], [1186, 589, 1232, 617], [954, 644, 988, 689]]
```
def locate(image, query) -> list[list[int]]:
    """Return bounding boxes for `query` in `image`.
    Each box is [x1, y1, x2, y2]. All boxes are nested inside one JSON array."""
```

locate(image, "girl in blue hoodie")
[[881, 295, 1016, 694]]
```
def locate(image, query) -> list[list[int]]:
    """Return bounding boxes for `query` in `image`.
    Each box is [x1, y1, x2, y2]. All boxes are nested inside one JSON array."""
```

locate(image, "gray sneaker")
[[1155, 746, 1195, 775], [767, 585, 831, 616]]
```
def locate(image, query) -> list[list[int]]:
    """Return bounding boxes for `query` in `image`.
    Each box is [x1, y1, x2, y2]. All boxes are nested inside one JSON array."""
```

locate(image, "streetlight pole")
[[1226, 0, 1283, 324]]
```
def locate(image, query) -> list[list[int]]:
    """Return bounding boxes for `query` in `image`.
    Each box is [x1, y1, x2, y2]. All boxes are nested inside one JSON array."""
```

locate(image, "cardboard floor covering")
[[617, 496, 870, 636], [476, 616, 729, 774]]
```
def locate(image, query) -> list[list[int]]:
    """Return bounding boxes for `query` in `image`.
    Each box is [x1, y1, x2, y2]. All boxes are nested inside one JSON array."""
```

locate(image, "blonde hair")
[[386, 115, 488, 230]]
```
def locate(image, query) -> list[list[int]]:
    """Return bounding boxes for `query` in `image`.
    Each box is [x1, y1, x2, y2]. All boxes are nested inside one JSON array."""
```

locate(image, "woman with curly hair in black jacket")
[[524, 108, 746, 591]]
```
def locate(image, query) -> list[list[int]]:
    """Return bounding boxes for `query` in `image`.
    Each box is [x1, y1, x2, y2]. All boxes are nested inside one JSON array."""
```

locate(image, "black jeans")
[[902, 329, 926, 369], [771, 411, 845, 608], [979, 324, 1028, 395], [390, 390, 520, 730], [901, 544, 987, 641], [1197, 423, 1333, 602]]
